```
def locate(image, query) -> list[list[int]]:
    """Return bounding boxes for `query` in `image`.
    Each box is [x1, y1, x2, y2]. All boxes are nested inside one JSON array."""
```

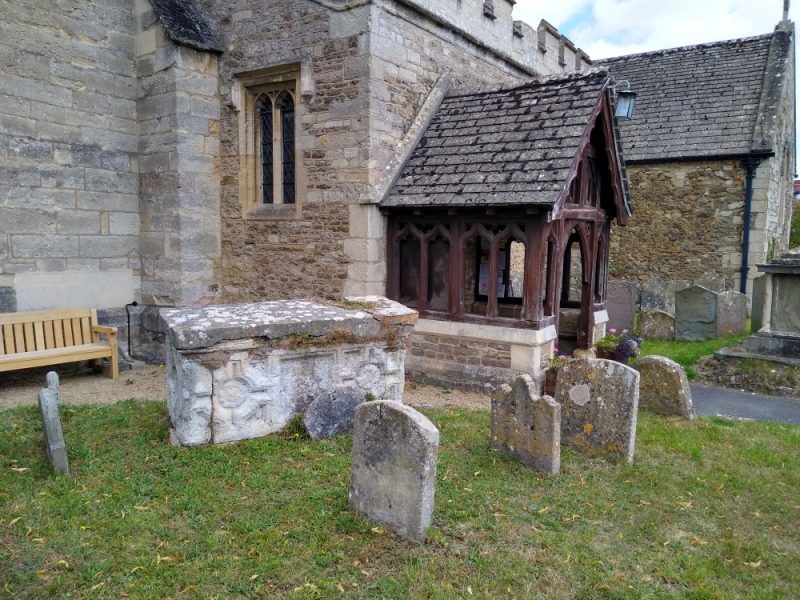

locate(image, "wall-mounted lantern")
[[612, 80, 637, 120]]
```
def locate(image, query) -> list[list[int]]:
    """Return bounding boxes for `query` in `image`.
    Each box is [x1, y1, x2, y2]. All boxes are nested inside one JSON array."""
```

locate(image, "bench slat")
[[0, 343, 114, 371], [0, 308, 94, 326], [71, 318, 82, 345], [63, 320, 74, 346], [13, 323, 25, 352], [23, 322, 35, 352], [0, 326, 5, 355], [80, 317, 91, 345], [53, 320, 65, 348], [44, 320, 55, 349], [3, 325, 14, 354], [34, 321, 45, 350]]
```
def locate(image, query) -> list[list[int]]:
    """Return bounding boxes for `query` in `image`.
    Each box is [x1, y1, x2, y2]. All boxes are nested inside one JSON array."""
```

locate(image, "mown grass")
[[640, 331, 750, 379], [1, 401, 798, 599]]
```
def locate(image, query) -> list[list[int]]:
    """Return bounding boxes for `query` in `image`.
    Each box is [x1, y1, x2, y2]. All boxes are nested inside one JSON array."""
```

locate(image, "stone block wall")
[[609, 160, 746, 289], [0, 0, 141, 312]]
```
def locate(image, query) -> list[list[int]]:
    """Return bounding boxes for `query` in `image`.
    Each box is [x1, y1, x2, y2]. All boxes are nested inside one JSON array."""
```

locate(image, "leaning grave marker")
[[491, 375, 560, 475], [37, 371, 69, 475], [349, 400, 439, 543], [162, 297, 417, 446], [554, 359, 640, 463]]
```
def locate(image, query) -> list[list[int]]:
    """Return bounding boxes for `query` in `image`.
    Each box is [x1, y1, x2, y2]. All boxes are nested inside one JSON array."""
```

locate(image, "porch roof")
[[381, 70, 611, 208]]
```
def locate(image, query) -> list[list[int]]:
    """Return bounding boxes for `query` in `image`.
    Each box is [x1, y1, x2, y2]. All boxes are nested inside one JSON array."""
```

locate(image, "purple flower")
[[559, 354, 567, 360], [609, 328, 617, 334]]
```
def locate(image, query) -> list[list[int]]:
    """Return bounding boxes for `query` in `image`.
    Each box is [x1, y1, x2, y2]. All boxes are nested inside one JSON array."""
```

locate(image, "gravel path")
[[0, 364, 490, 412]]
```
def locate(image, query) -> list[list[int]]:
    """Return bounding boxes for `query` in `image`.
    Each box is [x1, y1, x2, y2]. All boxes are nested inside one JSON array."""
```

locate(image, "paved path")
[[691, 384, 800, 424]]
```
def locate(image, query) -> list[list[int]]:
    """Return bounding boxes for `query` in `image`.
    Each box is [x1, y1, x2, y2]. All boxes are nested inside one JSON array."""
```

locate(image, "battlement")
[[396, 0, 592, 75]]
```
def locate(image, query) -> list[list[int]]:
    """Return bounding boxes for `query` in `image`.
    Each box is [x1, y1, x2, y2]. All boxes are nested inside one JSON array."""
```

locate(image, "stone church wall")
[[609, 160, 746, 288], [0, 0, 141, 313]]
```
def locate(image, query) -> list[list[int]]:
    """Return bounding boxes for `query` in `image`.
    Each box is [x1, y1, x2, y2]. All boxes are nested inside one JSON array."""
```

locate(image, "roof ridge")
[[598, 31, 773, 63], [447, 68, 609, 99]]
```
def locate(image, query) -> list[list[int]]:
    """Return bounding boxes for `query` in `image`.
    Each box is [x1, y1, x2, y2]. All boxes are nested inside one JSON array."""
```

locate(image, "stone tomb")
[[162, 297, 417, 446], [634, 356, 695, 419], [491, 375, 560, 475], [554, 359, 640, 463], [349, 401, 439, 543], [38, 372, 69, 475]]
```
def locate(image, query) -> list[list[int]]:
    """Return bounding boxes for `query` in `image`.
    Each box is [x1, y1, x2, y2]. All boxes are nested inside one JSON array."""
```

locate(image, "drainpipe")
[[740, 158, 761, 294]]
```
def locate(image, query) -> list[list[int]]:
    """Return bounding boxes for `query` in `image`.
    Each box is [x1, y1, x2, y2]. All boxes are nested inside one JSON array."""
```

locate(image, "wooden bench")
[[0, 308, 119, 379]]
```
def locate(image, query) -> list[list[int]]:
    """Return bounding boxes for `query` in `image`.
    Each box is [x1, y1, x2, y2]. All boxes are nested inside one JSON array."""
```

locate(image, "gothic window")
[[255, 90, 296, 205]]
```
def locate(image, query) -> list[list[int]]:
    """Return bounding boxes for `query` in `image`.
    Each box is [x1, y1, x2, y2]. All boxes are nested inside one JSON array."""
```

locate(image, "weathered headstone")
[[695, 273, 727, 293], [349, 401, 439, 542], [303, 387, 368, 440], [491, 375, 560, 475], [554, 359, 640, 463], [634, 356, 695, 419], [637, 310, 675, 340], [665, 280, 692, 315], [750, 274, 767, 332], [606, 280, 639, 332], [716, 290, 747, 337], [37, 372, 69, 475], [641, 277, 668, 311], [675, 285, 718, 341]]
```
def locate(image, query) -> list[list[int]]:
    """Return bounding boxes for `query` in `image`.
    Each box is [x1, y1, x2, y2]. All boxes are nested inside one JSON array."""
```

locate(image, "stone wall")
[[609, 160, 746, 289], [0, 0, 140, 312]]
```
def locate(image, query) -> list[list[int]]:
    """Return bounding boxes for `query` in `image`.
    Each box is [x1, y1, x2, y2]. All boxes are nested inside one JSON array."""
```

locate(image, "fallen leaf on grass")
[[370, 527, 385, 534], [10, 467, 28, 473], [8, 517, 22, 527], [744, 561, 763, 568]]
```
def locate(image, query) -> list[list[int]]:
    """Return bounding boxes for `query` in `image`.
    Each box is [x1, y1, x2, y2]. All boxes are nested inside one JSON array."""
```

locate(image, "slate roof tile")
[[598, 33, 774, 161], [383, 71, 611, 209], [149, 0, 224, 53]]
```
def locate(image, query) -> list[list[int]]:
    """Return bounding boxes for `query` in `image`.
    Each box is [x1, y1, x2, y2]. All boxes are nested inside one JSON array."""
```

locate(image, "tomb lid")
[[758, 249, 800, 274], [161, 299, 415, 350]]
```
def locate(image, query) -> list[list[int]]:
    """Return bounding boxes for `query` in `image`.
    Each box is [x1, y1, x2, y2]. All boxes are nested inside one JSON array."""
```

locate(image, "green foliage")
[[283, 414, 310, 440], [640, 330, 750, 378], [1, 402, 798, 598], [790, 201, 800, 248]]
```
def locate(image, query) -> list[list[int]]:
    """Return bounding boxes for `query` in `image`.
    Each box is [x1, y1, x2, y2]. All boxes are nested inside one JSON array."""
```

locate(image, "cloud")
[[513, 0, 794, 58]]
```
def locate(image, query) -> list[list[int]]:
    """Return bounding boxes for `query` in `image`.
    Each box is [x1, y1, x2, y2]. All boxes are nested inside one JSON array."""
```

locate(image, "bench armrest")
[[92, 325, 118, 335]]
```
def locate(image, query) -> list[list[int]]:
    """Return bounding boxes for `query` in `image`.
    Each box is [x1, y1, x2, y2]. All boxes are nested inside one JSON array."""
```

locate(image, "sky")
[[513, 0, 797, 59]]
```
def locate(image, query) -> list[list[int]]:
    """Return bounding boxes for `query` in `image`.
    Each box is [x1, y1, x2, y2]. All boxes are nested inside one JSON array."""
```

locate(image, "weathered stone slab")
[[675, 285, 718, 341], [164, 298, 417, 446], [641, 277, 668, 311], [37, 372, 69, 475], [716, 290, 747, 337], [606, 280, 639, 332], [634, 356, 695, 419], [637, 310, 675, 340], [751, 274, 767, 332], [695, 273, 727, 293], [349, 401, 439, 543], [304, 387, 368, 440], [554, 359, 639, 463], [491, 375, 560, 475]]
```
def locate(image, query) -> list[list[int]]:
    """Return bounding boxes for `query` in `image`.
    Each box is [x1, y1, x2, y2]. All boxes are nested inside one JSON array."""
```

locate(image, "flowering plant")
[[547, 347, 571, 373], [596, 328, 642, 364]]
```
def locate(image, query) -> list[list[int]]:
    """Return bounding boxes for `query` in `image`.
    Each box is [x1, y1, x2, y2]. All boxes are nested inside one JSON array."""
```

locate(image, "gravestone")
[[349, 401, 439, 543], [751, 274, 767, 332], [37, 372, 69, 475], [637, 310, 675, 340], [303, 387, 367, 440], [716, 290, 747, 337], [641, 277, 668, 311], [606, 280, 639, 332], [554, 359, 640, 463], [665, 280, 692, 315], [675, 285, 718, 341], [634, 356, 695, 419], [695, 274, 726, 293], [491, 375, 560, 475]]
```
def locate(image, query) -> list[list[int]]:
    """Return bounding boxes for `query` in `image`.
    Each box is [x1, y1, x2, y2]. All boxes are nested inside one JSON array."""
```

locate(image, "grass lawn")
[[1, 401, 798, 599], [641, 331, 750, 379]]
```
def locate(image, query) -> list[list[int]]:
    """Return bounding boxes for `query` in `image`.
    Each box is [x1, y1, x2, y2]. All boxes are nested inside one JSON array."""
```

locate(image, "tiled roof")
[[599, 33, 774, 162], [381, 71, 611, 208], [149, 0, 224, 54]]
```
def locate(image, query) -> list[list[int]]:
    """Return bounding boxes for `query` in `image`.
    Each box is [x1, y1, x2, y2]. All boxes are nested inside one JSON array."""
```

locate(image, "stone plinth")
[[162, 298, 417, 446]]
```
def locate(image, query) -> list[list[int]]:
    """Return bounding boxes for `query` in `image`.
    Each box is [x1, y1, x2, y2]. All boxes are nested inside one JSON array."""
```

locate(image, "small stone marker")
[[349, 400, 439, 543], [554, 359, 640, 463], [634, 356, 695, 419], [637, 310, 675, 340], [716, 290, 747, 337], [37, 372, 69, 475], [606, 280, 639, 332], [303, 387, 367, 440], [491, 375, 560, 475], [675, 285, 718, 341]]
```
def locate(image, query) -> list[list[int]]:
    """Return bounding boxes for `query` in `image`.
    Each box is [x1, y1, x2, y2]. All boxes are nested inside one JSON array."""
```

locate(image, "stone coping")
[[757, 250, 800, 274], [162, 297, 417, 350]]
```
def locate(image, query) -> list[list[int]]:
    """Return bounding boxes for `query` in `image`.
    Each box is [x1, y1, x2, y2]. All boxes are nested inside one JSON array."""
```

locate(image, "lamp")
[[611, 80, 637, 120]]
